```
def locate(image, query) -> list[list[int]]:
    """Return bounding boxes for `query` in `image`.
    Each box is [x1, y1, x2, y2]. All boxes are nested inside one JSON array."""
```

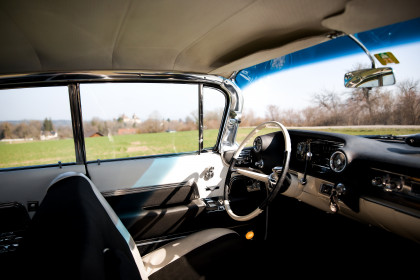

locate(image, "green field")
[[1, 127, 419, 168], [0, 130, 219, 168]]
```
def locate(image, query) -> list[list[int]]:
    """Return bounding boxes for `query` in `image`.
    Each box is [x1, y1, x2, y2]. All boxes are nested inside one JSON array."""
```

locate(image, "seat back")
[[21, 172, 148, 280]]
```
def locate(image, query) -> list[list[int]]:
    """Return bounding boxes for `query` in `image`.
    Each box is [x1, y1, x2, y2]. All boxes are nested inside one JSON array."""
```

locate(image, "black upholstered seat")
[[20, 172, 248, 280]]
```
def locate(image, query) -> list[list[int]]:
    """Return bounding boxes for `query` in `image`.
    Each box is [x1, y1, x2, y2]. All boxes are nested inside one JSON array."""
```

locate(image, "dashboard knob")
[[255, 160, 264, 168], [371, 177, 383, 186], [335, 183, 346, 195], [384, 181, 397, 192]]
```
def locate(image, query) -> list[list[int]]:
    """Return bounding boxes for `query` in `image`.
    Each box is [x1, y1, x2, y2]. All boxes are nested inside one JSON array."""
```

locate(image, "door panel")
[[103, 180, 204, 240], [87, 152, 228, 240], [88, 152, 227, 197]]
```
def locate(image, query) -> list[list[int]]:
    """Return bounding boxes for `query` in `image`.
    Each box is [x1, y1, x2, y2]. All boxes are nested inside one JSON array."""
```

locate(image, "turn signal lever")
[[269, 166, 291, 193], [270, 166, 283, 183]]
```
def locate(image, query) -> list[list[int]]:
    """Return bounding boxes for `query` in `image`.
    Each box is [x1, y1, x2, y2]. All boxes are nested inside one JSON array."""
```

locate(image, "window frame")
[[0, 72, 237, 171], [0, 84, 79, 171], [80, 81, 228, 163]]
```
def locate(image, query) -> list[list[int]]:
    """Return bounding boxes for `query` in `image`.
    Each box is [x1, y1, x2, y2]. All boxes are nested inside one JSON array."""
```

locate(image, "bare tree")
[[266, 105, 281, 121], [395, 79, 420, 125], [313, 90, 344, 125], [281, 109, 303, 126]]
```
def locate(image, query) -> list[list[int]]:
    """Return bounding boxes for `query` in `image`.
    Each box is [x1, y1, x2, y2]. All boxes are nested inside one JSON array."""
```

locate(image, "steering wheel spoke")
[[234, 167, 271, 184]]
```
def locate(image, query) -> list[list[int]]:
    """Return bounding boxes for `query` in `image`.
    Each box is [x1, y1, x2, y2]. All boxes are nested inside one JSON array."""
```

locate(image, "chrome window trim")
[[198, 83, 204, 153], [0, 71, 225, 88]]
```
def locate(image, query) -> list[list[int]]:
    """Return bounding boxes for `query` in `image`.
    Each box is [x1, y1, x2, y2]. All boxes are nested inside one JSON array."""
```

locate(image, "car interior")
[[1, 0, 420, 279]]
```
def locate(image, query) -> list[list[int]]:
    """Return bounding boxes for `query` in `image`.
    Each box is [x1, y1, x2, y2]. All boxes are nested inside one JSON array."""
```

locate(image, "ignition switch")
[[329, 183, 346, 213]]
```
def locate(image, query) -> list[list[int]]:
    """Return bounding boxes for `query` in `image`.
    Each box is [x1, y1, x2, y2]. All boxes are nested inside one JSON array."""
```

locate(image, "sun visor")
[[322, 0, 420, 34], [211, 35, 329, 78]]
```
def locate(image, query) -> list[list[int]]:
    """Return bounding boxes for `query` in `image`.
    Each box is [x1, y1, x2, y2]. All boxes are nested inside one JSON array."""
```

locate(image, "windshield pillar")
[[219, 79, 243, 153]]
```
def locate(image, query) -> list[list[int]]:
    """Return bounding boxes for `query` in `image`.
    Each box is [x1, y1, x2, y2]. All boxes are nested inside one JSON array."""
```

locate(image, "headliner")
[[1, 0, 419, 78]]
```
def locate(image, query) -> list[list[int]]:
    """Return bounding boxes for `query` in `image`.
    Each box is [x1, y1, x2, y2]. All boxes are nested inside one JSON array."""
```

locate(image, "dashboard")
[[236, 129, 420, 243]]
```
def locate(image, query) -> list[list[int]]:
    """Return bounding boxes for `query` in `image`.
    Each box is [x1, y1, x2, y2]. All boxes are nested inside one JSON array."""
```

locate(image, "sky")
[[240, 41, 420, 117], [0, 82, 225, 122]]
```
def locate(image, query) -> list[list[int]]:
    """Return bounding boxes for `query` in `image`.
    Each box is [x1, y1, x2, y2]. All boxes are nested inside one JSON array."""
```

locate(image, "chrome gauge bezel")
[[329, 150, 347, 173], [253, 137, 262, 152]]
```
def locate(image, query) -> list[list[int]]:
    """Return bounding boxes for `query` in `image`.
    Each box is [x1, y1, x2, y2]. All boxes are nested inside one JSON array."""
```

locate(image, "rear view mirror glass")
[[344, 67, 395, 88]]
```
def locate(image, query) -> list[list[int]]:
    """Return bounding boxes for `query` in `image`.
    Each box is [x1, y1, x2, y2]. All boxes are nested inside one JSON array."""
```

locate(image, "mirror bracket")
[[348, 34, 376, 69]]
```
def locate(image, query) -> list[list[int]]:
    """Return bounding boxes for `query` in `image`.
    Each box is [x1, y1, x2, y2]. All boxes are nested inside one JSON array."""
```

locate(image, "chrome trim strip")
[[219, 79, 243, 154], [198, 83, 204, 153], [101, 180, 196, 197], [0, 71, 225, 88]]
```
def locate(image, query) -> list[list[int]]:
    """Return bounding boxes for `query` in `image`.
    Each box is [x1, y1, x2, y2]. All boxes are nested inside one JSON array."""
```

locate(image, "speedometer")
[[330, 151, 347, 172], [253, 137, 263, 152]]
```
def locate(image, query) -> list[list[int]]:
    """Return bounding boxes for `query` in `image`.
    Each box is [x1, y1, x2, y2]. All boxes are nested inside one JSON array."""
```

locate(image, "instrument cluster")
[[295, 139, 346, 174]]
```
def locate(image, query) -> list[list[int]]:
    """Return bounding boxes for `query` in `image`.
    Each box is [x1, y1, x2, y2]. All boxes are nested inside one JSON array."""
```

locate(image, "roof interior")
[[1, 0, 419, 78]]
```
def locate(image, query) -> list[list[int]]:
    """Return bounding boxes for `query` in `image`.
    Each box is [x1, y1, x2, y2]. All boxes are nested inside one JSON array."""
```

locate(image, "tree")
[[0, 122, 12, 139], [14, 122, 30, 138], [266, 105, 281, 121], [141, 111, 164, 133], [395, 79, 420, 125], [42, 118, 54, 132], [314, 90, 343, 125]]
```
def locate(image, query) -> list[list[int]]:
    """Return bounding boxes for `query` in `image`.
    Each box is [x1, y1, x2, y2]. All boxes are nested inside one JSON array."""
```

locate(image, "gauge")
[[253, 137, 263, 152], [296, 142, 307, 161], [330, 151, 347, 172]]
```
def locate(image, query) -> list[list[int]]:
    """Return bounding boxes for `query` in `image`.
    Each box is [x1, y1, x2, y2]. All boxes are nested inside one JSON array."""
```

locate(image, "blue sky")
[[240, 41, 420, 117]]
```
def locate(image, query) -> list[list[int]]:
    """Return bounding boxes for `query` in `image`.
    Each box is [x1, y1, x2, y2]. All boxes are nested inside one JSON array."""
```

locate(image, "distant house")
[[90, 132, 104, 137], [121, 114, 141, 125], [40, 131, 58, 140]]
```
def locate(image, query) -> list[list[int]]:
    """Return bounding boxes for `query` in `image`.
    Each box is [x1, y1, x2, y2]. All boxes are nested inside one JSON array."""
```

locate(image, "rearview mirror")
[[344, 67, 395, 88]]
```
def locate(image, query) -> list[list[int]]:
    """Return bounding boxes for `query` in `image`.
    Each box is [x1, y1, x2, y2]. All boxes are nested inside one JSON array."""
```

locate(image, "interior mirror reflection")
[[344, 67, 395, 88]]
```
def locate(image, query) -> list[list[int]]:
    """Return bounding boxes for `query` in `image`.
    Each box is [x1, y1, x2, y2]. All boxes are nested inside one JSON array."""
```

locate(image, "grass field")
[[1, 126, 419, 168]]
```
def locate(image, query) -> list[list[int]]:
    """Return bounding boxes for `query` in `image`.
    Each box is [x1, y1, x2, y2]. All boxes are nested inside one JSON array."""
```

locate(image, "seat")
[[19, 172, 249, 280]]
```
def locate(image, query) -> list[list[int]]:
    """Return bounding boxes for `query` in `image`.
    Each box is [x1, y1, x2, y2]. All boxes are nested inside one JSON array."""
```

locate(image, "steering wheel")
[[224, 121, 291, 221]]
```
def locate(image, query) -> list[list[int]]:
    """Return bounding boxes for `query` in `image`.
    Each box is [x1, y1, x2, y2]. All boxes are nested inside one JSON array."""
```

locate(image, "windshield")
[[235, 17, 420, 138]]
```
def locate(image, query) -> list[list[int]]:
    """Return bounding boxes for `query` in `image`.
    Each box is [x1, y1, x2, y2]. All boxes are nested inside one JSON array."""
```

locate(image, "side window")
[[203, 87, 226, 149], [81, 83, 201, 161], [0, 87, 75, 168]]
